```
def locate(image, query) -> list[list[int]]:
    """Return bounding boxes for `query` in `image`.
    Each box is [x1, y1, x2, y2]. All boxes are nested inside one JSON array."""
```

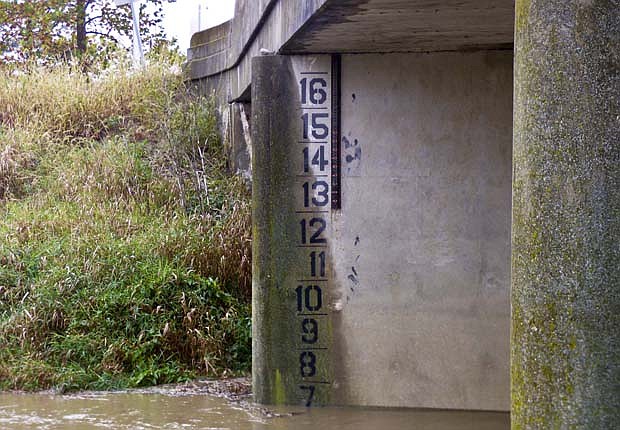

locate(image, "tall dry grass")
[[0, 58, 251, 390]]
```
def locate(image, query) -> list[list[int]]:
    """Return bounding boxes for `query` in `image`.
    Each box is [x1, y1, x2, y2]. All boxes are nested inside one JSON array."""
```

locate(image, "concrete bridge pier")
[[512, 1, 619, 427]]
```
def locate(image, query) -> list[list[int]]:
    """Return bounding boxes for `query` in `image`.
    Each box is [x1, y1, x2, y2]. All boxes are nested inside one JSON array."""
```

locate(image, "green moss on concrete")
[[515, 0, 531, 33], [512, 1, 619, 428], [274, 369, 285, 405], [252, 56, 335, 406]]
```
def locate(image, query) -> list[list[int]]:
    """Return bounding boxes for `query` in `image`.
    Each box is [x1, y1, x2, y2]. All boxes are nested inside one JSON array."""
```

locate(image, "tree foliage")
[[0, 0, 168, 65]]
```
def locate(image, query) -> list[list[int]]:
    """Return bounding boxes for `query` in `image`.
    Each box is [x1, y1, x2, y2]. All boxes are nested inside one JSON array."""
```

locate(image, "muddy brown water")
[[0, 381, 509, 429]]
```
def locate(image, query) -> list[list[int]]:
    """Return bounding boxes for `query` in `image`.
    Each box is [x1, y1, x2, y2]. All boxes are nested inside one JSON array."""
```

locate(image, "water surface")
[[0, 386, 509, 429]]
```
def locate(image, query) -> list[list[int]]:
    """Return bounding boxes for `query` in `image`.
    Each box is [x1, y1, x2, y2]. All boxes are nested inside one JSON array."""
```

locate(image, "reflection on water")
[[0, 390, 509, 430]]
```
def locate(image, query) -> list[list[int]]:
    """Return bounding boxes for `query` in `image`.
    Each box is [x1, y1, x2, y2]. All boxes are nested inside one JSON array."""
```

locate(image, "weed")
[[0, 56, 251, 391]]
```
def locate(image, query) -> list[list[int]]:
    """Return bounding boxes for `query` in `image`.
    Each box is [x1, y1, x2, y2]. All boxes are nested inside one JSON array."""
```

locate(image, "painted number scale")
[[294, 63, 332, 407]]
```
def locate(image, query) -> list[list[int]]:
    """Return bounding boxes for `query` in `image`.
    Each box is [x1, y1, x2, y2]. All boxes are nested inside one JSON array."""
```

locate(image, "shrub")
[[0, 57, 251, 390]]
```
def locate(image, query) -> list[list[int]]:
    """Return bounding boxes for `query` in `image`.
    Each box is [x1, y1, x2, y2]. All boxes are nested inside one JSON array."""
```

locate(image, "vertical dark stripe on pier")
[[331, 54, 342, 210]]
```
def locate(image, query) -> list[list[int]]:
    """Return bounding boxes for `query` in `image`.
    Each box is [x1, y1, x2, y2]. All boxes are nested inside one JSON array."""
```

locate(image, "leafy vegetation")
[[0, 0, 168, 65], [0, 57, 252, 391]]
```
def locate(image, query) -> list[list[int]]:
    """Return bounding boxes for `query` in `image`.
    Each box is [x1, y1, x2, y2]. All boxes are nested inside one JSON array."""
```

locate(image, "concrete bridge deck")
[[187, 0, 514, 102]]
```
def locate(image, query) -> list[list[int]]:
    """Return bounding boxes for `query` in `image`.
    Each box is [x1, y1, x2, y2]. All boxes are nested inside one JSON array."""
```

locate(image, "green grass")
[[0, 57, 252, 391]]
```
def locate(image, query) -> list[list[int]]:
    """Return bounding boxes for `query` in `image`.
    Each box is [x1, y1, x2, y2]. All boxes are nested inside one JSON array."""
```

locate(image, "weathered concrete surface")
[[250, 50, 512, 410], [229, 102, 252, 180], [283, 0, 515, 53], [187, 21, 232, 79], [187, 0, 515, 102], [251, 55, 337, 406], [251, 54, 298, 406], [330, 51, 513, 410], [187, 0, 327, 101], [187, 0, 329, 181], [512, 0, 620, 428]]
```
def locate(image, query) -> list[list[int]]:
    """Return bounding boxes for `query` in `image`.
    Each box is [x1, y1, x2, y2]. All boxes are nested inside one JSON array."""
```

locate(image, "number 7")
[[300, 385, 315, 407]]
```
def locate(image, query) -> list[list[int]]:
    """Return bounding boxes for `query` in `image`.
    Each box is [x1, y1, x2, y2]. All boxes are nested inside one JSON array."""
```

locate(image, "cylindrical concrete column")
[[512, 1, 619, 428], [251, 55, 337, 406], [251, 55, 300, 405]]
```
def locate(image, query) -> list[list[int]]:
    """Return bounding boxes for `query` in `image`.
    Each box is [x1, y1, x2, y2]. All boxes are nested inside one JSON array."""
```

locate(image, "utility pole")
[[198, 2, 208, 31], [114, 0, 145, 66]]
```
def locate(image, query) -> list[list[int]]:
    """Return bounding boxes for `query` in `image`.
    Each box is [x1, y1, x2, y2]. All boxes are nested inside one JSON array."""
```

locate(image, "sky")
[[161, 0, 236, 53]]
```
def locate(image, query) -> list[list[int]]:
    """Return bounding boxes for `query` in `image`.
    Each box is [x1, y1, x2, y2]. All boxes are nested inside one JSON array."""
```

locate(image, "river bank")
[[3, 377, 252, 400], [0, 57, 251, 390]]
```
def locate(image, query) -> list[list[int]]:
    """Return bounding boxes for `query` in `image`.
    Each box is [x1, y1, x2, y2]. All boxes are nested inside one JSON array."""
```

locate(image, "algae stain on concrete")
[[273, 370, 286, 405], [512, 1, 620, 428], [515, 0, 531, 33]]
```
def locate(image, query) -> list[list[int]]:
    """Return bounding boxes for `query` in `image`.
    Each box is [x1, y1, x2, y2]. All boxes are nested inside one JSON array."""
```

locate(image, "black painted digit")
[[312, 145, 328, 170], [302, 113, 309, 139], [300, 78, 327, 105], [300, 218, 307, 244], [303, 147, 309, 172], [303, 182, 310, 207], [296, 285, 323, 312], [305, 285, 322, 311], [303, 181, 329, 207], [310, 251, 326, 277], [300, 78, 308, 104], [302, 318, 318, 343], [300, 385, 315, 407], [303, 146, 328, 173], [300, 351, 317, 377], [296, 285, 303, 311], [302, 113, 329, 140], [300, 217, 327, 244], [311, 113, 329, 139], [310, 78, 327, 104], [309, 218, 326, 243], [313, 181, 329, 206]]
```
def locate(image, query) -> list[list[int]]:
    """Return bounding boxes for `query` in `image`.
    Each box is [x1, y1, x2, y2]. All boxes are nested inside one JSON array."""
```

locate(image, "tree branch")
[[85, 14, 102, 25], [85, 30, 119, 44]]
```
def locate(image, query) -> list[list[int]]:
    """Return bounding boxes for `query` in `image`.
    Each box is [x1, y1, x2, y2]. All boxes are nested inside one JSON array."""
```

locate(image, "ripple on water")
[[0, 381, 509, 430]]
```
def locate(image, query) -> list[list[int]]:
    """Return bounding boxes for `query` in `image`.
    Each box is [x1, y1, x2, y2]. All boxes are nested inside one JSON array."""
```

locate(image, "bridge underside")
[[187, 0, 515, 103], [283, 0, 514, 53]]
